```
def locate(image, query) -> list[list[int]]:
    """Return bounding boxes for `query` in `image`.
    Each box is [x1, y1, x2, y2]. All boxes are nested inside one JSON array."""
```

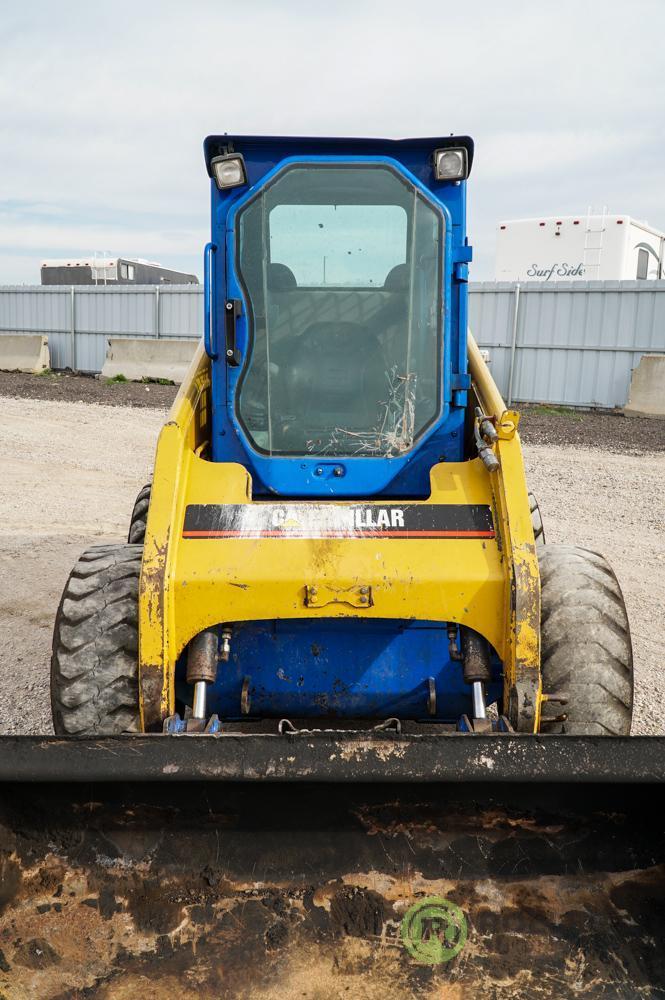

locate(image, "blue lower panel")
[[176, 620, 502, 722]]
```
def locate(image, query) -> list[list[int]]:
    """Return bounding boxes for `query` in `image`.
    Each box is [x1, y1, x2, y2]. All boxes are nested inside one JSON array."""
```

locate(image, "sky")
[[1, 0, 664, 284]]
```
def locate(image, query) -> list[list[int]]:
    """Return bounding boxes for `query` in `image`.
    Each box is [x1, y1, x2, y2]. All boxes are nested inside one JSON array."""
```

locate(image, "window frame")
[[231, 160, 446, 459]]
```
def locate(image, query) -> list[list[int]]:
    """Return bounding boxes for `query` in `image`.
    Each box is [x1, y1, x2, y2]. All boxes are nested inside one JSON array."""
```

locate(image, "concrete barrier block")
[[624, 354, 665, 419], [0, 334, 50, 374], [101, 338, 199, 384]]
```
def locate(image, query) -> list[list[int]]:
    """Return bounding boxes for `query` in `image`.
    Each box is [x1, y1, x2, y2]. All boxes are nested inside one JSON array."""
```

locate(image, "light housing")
[[211, 153, 248, 190], [433, 147, 468, 181]]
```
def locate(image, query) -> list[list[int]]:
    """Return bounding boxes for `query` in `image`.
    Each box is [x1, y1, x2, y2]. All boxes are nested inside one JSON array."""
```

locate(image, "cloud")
[[1, 0, 664, 282], [0, 208, 201, 257]]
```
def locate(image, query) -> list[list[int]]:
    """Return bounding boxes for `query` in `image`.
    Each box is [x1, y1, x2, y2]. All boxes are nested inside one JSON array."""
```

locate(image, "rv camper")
[[40, 256, 198, 285], [495, 214, 665, 281]]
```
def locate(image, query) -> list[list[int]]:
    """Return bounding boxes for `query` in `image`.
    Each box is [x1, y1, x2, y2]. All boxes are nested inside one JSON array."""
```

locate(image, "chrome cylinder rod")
[[192, 681, 207, 720], [472, 681, 487, 720]]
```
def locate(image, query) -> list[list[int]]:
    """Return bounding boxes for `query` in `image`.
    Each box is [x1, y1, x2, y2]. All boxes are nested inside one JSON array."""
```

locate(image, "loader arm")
[[467, 335, 542, 729]]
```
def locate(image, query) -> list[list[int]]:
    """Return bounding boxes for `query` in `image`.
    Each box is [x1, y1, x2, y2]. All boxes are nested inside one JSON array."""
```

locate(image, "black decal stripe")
[[183, 504, 495, 540]]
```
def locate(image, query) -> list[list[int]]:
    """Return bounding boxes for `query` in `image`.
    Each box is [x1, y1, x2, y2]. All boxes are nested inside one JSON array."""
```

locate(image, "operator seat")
[[273, 321, 389, 454], [267, 262, 298, 291]]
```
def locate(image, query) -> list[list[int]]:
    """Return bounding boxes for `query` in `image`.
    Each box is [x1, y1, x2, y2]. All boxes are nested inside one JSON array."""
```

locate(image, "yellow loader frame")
[[138, 334, 541, 732]]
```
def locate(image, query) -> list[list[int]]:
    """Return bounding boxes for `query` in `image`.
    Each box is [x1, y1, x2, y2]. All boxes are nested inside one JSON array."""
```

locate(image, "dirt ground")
[[5, 366, 665, 449], [0, 369, 178, 409], [0, 380, 663, 735]]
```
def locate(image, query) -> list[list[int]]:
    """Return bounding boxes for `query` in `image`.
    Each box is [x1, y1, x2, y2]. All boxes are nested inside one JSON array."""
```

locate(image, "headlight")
[[211, 153, 248, 190], [433, 147, 468, 181]]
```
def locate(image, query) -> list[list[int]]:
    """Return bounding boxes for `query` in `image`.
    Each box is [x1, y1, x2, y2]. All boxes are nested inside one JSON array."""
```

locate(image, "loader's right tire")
[[51, 544, 142, 735], [128, 483, 151, 544], [528, 492, 545, 547], [539, 545, 633, 735]]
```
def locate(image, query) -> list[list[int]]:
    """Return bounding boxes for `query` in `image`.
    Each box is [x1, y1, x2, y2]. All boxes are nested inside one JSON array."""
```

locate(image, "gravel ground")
[[0, 387, 662, 735], [0, 397, 164, 734], [524, 446, 665, 735]]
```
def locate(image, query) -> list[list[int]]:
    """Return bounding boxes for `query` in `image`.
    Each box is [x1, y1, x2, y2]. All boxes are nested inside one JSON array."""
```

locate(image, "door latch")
[[224, 299, 242, 366]]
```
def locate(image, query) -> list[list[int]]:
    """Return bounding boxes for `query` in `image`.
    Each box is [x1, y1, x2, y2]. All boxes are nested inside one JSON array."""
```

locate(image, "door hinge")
[[452, 373, 471, 391]]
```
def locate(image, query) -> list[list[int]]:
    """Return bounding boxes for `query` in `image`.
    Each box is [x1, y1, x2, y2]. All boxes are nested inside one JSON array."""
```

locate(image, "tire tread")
[[51, 543, 142, 735], [128, 483, 152, 544], [539, 544, 633, 735]]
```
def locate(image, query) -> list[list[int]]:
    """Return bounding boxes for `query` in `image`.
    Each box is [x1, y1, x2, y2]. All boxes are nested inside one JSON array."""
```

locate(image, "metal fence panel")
[[159, 286, 204, 339], [469, 280, 665, 408], [0, 285, 203, 373], [1, 282, 664, 406], [74, 287, 158, 371], [0, 285, 69, 335], [467, 283, 515, 395], [0, 286, 71, 368]]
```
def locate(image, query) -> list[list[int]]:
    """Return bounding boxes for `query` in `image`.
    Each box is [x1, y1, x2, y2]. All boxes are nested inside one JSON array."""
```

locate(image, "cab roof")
[[203, 134, 474, 180]]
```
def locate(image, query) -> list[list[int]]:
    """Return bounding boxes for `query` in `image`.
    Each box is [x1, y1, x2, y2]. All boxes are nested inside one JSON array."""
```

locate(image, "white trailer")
[[495, 213, 665, 282]]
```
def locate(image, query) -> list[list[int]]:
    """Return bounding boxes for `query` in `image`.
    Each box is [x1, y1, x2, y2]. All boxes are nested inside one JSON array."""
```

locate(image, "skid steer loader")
[[1, 135, 664, 998]]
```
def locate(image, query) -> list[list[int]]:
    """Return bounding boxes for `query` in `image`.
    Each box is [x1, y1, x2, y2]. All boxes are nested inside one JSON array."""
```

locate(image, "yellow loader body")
[[138, 335, 541, 732]]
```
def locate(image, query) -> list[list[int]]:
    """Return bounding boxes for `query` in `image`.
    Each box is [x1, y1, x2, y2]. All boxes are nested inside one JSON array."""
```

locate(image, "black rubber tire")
[[528, 492, 545, 547], [539, 545, 633, 735], [51, 544, 142, 735], [128, 483, 151, 544]]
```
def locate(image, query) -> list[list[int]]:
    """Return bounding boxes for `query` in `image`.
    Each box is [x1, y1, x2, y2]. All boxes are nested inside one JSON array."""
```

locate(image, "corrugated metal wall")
[[1, 282, 664, 407], [0, 285, 203, 372], [470, 281, 665, 407]]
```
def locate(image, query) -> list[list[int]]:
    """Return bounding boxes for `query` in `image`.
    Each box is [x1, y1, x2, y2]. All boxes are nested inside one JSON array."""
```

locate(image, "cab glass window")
[[236, 164, 444, 457]]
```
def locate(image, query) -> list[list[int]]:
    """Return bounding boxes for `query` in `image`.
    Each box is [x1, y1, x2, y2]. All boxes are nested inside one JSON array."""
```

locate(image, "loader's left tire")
[[528, 492, 545, 547], [128, 483, 151, 544], [51, 544, 142, 735], [538, 545, 633, 735]]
